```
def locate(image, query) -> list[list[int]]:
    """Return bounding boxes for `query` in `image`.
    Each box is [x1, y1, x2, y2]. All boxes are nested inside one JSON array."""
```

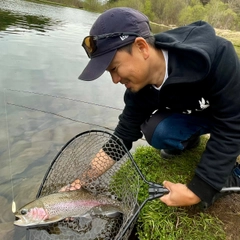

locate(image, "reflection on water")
[[0, 8, 61, 34], [0, 9, 18, 31]]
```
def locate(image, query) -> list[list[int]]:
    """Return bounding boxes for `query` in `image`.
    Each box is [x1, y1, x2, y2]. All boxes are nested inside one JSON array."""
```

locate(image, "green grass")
[[131, 136, 226, 240], [215, 28, 240, 57]]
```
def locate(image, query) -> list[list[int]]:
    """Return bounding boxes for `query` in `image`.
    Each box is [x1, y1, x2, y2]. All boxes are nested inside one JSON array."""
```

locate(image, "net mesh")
[[26, 130, 140, 240]]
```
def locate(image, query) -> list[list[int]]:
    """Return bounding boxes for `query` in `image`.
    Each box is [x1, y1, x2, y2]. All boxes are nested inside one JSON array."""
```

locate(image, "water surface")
[[0, 1, 145, 239]]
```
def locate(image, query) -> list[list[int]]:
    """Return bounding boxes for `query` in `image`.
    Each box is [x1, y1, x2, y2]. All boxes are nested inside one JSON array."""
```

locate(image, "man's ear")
[[134, 37, 150, 59]]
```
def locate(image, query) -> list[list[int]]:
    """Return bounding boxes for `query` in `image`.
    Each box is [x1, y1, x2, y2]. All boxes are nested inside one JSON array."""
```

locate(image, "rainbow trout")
[[14, 188, 122, 227]]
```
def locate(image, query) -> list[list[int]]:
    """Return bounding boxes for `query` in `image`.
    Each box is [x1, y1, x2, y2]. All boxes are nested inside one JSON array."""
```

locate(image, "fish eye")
[[20, 209, 28, 215]]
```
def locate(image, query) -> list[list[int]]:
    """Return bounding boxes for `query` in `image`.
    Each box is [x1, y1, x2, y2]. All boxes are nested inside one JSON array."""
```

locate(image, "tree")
[[200, 0, 210, 5], [179, 3, 205, 25], [204, 0, 238, 29], [142, 0, 155, 21]]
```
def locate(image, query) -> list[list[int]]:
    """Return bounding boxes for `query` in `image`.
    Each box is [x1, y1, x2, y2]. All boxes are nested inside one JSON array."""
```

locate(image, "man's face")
[[106, 39, 151, 93]]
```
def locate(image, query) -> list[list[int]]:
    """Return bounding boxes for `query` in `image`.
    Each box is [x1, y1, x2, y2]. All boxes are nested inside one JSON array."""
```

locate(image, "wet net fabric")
[[26, 130, 140, 240]]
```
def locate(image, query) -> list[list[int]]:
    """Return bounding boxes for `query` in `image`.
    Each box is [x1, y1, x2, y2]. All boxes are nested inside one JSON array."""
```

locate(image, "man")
[[78, 7, 240, 208]]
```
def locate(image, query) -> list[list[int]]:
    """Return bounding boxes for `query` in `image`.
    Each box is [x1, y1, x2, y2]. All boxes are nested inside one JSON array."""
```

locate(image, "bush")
[[151, 0, 187, 25], [204, 0, 238, 29], [142, 0, 155, 21], [106, 0, 144, 10], [179, 4, 205, 25], [104, 0, 240, 30], [83, 0, 103, 12]]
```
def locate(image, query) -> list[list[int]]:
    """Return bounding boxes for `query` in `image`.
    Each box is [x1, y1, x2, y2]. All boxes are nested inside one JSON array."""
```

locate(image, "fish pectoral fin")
[[73, 213, 92, 220], [88, 205, 123, 218], [43, 216, 63, 224]]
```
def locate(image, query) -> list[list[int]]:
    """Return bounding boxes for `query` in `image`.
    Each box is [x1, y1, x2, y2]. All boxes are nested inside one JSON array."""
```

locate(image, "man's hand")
[[59, 179, 81, 192], [59, 149, 115, 192], [160, 180, 201, 206]]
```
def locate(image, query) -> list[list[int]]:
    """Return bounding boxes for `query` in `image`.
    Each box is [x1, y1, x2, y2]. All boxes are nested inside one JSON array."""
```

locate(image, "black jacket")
[[113, 21, 240, 204]]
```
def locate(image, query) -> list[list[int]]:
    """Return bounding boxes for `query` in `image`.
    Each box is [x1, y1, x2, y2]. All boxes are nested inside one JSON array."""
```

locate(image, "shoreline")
[[24, 0, 240, 52], [24, 0, 83, 8]]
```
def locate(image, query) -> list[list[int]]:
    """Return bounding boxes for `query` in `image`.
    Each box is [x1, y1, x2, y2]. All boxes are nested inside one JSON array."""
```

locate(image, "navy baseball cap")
[[79, 7, 151, 81]]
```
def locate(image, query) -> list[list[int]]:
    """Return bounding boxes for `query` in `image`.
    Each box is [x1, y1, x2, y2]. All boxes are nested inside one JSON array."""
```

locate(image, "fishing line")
[[6, 88, 123, 111], [6, 102, 115, 132], [5, 88, 146, 140], [6, 88, 146, 141], [5, 88, 121, 132], [4, 89, 16, 213]]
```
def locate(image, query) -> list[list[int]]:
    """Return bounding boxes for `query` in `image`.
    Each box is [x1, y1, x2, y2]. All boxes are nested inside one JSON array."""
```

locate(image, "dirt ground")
[[204, 156, 240, 240], [206, 193, 240, 240]]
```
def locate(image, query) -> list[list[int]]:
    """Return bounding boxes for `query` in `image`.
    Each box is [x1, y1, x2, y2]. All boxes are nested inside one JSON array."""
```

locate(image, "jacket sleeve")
[[114, 88, 156, 150], [188, 38, 240, 204]]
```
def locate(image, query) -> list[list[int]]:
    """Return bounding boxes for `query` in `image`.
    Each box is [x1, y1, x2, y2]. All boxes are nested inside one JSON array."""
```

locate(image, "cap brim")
[[78, 50, 117, 81]]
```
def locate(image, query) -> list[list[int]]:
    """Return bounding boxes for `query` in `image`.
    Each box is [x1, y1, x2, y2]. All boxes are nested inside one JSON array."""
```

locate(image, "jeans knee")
[[142, 116, 176, 149]]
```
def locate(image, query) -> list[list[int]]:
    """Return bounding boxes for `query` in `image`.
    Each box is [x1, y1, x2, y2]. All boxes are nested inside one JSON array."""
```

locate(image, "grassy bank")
[[132, 136, 226, 240], [215, 28, 240, 56]]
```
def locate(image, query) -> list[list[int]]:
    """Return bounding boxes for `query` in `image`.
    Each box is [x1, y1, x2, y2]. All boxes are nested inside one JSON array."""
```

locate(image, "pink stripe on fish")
[[50, 200, 101, 208]]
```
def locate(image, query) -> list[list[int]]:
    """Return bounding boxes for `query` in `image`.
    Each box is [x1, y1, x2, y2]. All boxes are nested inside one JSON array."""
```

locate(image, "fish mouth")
[[14, 214, 30, 227], [14, 214, 56, 227], [14, 215, 24, 226]]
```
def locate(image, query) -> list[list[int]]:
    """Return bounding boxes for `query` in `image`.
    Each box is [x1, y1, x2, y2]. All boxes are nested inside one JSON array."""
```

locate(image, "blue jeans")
[[141, 111, 212, 150]]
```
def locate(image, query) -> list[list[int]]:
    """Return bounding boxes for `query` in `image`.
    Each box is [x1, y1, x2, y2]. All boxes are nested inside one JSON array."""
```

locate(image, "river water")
[[0, 1, 150, 239]]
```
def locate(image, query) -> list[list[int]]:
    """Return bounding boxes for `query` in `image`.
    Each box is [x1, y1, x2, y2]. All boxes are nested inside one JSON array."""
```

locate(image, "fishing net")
[[26, 130, 141, 240]]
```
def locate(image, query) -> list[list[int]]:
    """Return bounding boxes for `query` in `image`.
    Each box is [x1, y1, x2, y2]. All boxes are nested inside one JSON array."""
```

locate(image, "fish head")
[[14, 199, 50, 227]]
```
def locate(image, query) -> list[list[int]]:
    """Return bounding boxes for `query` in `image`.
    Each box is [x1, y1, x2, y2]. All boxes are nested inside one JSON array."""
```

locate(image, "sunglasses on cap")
[[82, 32, 140, 58]]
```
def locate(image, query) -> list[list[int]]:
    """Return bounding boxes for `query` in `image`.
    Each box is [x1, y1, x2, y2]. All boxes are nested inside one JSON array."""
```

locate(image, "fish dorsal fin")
[[43, 215, 64, 224]]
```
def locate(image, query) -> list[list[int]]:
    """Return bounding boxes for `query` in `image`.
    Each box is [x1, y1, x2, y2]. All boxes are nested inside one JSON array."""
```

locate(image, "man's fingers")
[[160, 180, 170, 204], [159, 192, 169, 205], [70, 179, 81, 190], [163, 180, 172, 190], [59, 179, 82, 192], [59, 184, 71, 192]]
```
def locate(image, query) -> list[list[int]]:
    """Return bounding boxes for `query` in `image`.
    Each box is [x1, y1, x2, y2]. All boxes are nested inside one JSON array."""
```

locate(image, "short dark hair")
[[118, 35, 155, 54]]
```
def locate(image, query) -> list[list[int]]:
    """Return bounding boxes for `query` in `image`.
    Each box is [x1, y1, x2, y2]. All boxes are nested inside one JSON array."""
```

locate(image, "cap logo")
[[120, 35, 129, 41]]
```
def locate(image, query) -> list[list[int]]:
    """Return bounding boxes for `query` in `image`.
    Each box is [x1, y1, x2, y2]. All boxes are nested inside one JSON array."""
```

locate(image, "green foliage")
[[106, 0, 144, 11], [83, 0, 103, 12], [142, 0, 155, 21], [104, 0, 240, 31], [227, 0, 240, 14], [130, 136, 226, 240], [179, 3, 205, 25], [150, 0, 187, 25], [189, 0, 203, 7], [203, 0, 238, 29], [161, 0, 187, 25], [29, 0, 240, 31]]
